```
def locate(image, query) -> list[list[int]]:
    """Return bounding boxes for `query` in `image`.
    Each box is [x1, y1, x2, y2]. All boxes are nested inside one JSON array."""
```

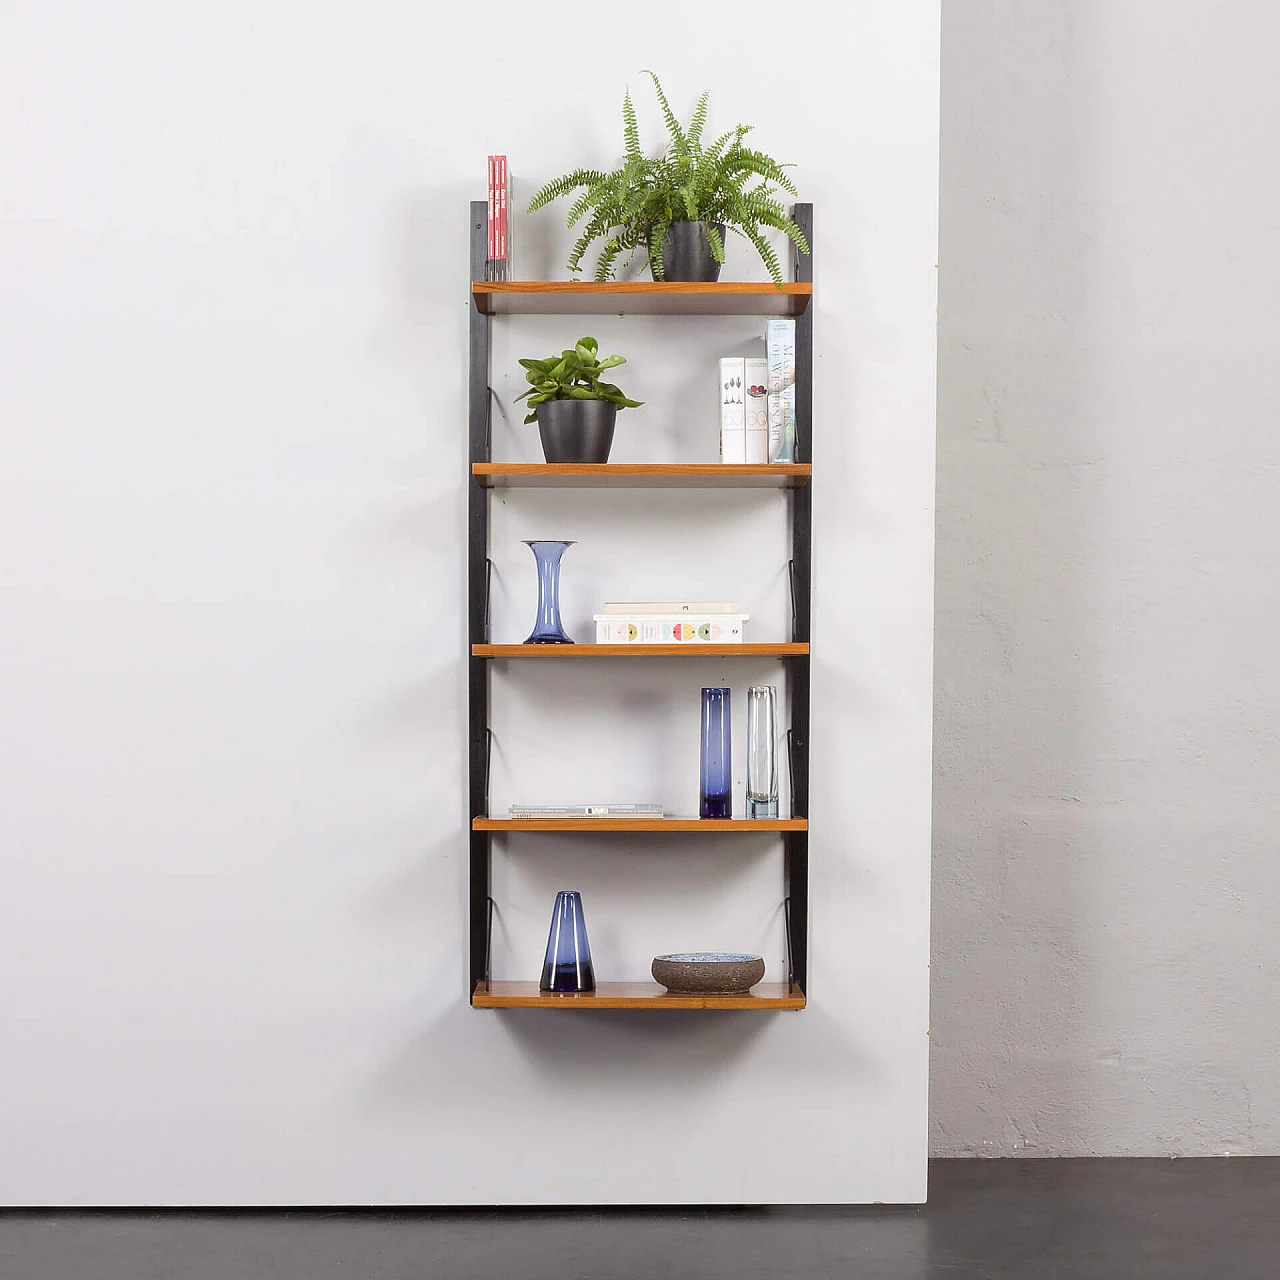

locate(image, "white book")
[[775, 385, 797, 462], [508, 803, 664, 818], [744, 356, 770, 463], [719, 357, 746, 463], [594, 614, 748, 644], [603, 601, 741, 615], [765, 319, 796, 462]]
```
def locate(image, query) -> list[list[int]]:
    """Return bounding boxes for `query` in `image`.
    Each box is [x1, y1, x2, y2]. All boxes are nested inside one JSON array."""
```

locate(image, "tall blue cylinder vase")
[[540, 891, 595, 992], [700, 687, 732, 819], [523, 540, 575, 644]]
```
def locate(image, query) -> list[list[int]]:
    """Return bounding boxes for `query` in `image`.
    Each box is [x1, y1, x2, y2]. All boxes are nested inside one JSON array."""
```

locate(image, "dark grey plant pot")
[[535, 398, 618, 464], [652, 220, 726, 282]]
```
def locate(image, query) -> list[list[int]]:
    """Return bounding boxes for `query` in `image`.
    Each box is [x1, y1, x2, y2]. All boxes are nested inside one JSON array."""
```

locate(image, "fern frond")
[[527, 169, 608, 213], [735, 188, 810, 257], [647, 218, 671, 280], [622, 179, 662, 225], [724, 148, 799, 196], [740, 222, 784, 287], [642, 70, 689, 159], [622, 88, 642, 163], [595, 237, 625, 282], [566, 184, 603, 228], [569, 208, 616, 275], [687, 91, 710, 148], [699, 128, 738, 171]]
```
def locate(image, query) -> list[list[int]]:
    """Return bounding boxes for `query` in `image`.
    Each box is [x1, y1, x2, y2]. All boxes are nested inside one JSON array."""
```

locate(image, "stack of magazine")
[[486, 155, 512, 281], [508, 804, 664, 819]]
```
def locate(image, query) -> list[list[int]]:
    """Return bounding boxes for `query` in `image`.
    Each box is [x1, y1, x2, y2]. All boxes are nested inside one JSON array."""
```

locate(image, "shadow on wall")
[[370, 993, 873, 1108]]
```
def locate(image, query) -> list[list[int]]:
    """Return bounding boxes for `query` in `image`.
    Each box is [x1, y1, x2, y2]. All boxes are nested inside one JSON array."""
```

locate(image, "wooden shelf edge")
[[473, 463, 811, 489], [474, 817, 807, 832], [472, 280, 812, 317], [473, 643, 809, 658], [472, 981, 806, 1011], [473, 281, 813, 295]]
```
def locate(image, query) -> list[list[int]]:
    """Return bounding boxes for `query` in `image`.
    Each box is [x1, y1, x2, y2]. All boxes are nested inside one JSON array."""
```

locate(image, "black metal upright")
[[786, 202, 813, 996], [467, 201, 491, 1002]]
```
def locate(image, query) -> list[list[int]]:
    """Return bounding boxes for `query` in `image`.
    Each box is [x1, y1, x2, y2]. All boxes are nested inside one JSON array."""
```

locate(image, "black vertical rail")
[[786, 203, 813, 996], [468, 201, 492, 1003]]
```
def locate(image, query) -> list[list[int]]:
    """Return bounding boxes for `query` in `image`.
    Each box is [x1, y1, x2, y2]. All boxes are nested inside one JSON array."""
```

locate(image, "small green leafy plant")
[[515, 336, 643, 424], [527, 71, 809, 287]]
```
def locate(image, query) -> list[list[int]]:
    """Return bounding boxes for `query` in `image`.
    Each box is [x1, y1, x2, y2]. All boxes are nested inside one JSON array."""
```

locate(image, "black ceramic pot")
[[653, 220, 725, 282], [535, 398, 618, 464]]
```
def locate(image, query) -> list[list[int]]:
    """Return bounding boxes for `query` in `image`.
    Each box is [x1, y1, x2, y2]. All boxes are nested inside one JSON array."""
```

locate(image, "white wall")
[[932, 0, 1280, 1156], [0, 2, 940, 1202]]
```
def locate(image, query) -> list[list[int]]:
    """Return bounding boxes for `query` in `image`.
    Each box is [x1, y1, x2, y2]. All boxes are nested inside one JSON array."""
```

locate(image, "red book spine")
[[497, 155, 508, 269], [487, 156, 496, 274]]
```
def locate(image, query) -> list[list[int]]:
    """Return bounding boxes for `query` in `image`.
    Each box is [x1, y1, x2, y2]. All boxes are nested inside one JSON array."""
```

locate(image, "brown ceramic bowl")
[[651, 952, 766, 995]]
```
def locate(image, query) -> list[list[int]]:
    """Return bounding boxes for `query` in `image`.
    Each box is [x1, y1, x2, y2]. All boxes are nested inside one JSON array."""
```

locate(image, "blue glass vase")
[[700, 687, 732, 819], [540, 890, 595, 992], [524, 540, 575, 644]]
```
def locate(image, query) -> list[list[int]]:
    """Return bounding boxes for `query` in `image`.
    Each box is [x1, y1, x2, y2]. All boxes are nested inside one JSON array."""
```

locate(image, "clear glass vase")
[[523, 540, 575, 644], [746, 685, 779, 818], [699, 687, 732, 819], [540, 890, 595, 992]]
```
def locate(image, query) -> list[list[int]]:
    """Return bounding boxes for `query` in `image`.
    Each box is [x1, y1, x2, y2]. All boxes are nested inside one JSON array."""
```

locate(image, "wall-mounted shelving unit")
[[468, 201, 812, 1011]]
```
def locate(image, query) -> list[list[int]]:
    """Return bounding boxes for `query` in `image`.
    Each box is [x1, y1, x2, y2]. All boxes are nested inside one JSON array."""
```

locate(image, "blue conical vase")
[[540, 891, 595, 992]]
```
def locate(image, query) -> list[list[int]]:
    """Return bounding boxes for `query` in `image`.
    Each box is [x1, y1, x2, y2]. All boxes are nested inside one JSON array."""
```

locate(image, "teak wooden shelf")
[[472, 280, 811, 317], [473, 643, 809, 659], [472, 981, 807, 1010], [473, 463, 811, 489], [467, 200, 813, 1011], [474, 817, 808, 833]]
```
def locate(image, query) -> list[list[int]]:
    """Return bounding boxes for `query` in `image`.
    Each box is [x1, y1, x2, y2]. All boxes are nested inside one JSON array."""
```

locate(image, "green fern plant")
[[527, 72, 809, 287]]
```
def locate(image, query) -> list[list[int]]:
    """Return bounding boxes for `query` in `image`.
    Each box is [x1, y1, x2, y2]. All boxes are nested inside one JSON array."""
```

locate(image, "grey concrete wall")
[[932, 1, 1280, 1156]]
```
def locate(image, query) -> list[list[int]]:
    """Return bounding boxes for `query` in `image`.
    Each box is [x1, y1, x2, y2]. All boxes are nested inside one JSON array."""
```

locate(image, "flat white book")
[[594, 614, 748, 644], [508, 804, 664, 818], [501, 155, 514, 280], [719, 357, 746, 463], [603, 601, 741, 615], [744, 356, 770, 463]]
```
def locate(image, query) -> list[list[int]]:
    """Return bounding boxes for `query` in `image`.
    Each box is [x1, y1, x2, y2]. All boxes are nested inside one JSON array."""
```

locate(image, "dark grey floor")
[[2, 1159, 1278, 1279]]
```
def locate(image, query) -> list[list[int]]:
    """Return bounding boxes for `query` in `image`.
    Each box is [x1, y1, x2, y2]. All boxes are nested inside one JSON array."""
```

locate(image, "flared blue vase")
[[524, 540, 575, 644], [700, 687, 732, 819], [540, 890, 595, 992]]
